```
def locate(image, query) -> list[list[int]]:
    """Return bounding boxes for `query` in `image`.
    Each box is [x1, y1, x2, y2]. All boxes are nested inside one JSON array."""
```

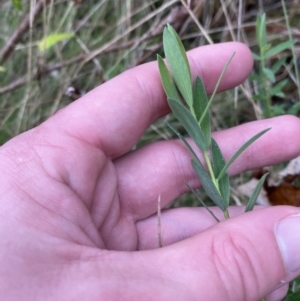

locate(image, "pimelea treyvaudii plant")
[[157, 24, 269, 221]]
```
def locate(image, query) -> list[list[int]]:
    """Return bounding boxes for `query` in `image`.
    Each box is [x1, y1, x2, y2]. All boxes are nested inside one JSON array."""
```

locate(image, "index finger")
[[47, 42, 253, 158]]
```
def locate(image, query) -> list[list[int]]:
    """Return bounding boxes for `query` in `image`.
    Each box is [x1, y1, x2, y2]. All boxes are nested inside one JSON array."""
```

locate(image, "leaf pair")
[[158, 25, 211, 150]]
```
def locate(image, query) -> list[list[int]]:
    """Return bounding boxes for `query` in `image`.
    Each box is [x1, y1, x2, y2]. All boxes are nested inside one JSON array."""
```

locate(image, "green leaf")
[[11, 0, 22, 10], [265, 40, 296, 59], [0, 66, 5, 72], [193, 76, 211, 146], [256, 15, 262, 47], [263, 67, 276, 83], [289, 102, 300, 115], [157, 55, 181, 102], [199, 52, 235, 126], [185, 182, 220, 222], [256, 14, 267, 49], [191, 158, 226, 211], [252, 52, 260, 60], [168, 98, 208, 151], [245, 173, 268, 212], [272, 105, 285, 116], [271, 79, 289, 96], [249, 74, 260, 81], [211, 139, 230, 207], [274, 92, 285, 98], [261, 44, 271, 54], [163, 25, 193, 107], [38, 33, 74, 52], [168, 123, 225, 212], [285, 290, 300, 301], [217, 128, 271, 181], [167, 123, 201, 164], [271, 57, 287, 74]]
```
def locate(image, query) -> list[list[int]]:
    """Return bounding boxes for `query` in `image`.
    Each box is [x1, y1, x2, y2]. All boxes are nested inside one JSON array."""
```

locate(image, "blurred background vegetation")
[[0, 0, 299, 298], [1, 0, 299, 143]]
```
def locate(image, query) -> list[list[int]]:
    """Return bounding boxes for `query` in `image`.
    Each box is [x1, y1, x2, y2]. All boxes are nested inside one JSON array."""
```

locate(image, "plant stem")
[[203, 150, 220, 193], [260, 51, 272, 118], [223, 209, 230, 219], [281, 0, 300, 103]]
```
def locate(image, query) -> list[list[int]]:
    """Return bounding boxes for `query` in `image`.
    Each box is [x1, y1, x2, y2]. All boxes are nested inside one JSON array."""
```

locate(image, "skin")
[[1, 42, 300, 301]]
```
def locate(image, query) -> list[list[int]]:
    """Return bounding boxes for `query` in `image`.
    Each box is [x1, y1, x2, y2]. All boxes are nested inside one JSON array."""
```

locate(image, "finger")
[[265, 284, 289, 301], [115, 115, 300, 220], [46, 42, 252, 157], [70, 206, 300, 300], [133, 206, 300, 300]]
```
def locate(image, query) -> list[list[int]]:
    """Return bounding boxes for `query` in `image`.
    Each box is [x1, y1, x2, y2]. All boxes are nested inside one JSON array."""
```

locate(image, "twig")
[[180, 0, 213, 45]]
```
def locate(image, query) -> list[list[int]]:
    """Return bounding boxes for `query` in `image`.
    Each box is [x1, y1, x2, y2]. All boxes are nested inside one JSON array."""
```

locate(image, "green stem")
[[260, 52, 272, 118], [203, 151, 219, 192], [223, 209, 230, 219], [281, 0, 300, 104]]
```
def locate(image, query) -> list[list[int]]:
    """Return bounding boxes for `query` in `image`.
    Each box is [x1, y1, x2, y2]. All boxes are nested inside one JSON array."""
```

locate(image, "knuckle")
[[209, 231, 261, 301]]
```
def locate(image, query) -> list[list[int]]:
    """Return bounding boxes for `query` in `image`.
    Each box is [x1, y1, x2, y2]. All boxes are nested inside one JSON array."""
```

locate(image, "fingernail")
[[275, 215, 300, 274]]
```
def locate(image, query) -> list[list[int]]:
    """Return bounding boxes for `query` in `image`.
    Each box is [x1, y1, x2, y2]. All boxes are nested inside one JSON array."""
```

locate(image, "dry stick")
[[157, 195, 163, 248], [180, 0, 213, 45], [0, 0, 51, 64], [220, 0, 237, 41], [136, 43, 163, 65]]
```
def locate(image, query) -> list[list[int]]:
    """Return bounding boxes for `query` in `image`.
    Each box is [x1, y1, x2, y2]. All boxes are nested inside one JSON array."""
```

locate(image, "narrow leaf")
[[38, 33, 74, 52], [168, 98, 208, 151], [261, 44, 271, 54], [211, 139, 230, 207], [185, 182, 220, 222], [217, 128, 271, 181], [252, 52, 260, 60], [157, 55, 181, 102], [199, 52, 235, 126], [249, 74, 260, 81], [191, 158, 226, 211], [274, 92, 285, 98], [256, 15, 262, 48], [245, 173, 268, 212], [263, 68, 276, 83], [193, 76, 211, 146], [271, 79, 289, 96], [167, 123, 201, 164], [163, 25, 193, 107], [271, 57, 287, 74], [11, 0, 22, 10], [257, 14, 267, 49], [265, 40, 296, 59]]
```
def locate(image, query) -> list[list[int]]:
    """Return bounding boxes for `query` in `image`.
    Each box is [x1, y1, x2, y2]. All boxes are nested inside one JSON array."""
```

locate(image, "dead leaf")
[[237, 155, 300, 207]]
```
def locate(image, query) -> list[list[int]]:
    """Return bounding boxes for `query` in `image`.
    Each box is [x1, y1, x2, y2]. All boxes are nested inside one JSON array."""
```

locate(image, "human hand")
[[1, 42, 300, 301]]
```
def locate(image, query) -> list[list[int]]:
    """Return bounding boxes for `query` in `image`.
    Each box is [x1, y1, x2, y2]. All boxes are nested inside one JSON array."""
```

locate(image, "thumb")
[[145, 206, 300, 301]]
